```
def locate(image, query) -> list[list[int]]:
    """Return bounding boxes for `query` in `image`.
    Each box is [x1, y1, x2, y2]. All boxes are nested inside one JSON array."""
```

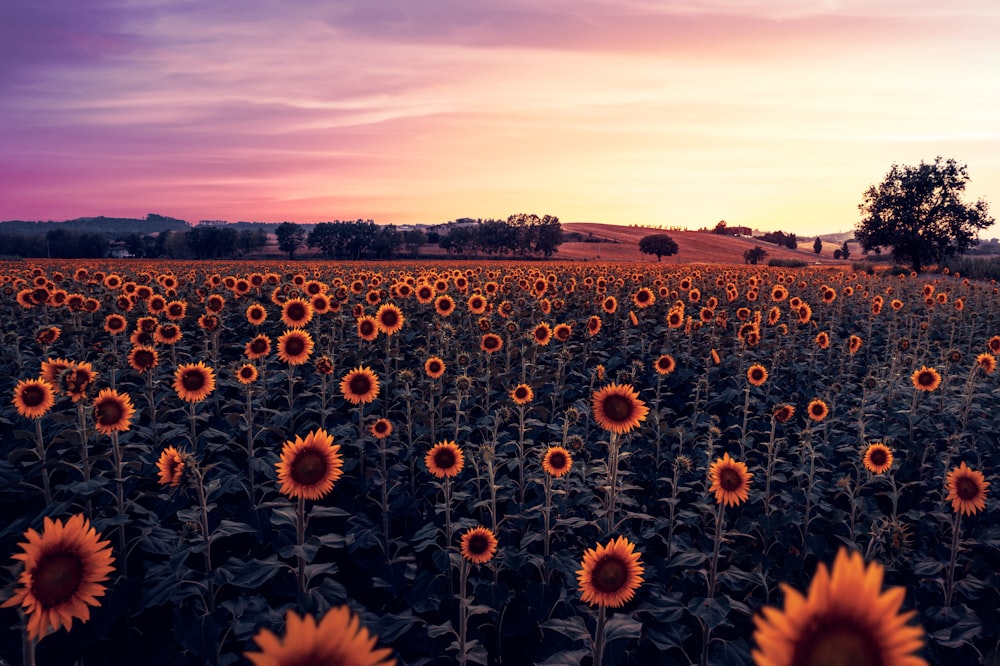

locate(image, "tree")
[[713, 220, 728, 235], [855, 157, 994, 272], [638, 234, 679, 261], [744, 246, 767, 265], [813, 237, 823, 254], [840, 241, 851, 260], [276, 222, 306, 259]]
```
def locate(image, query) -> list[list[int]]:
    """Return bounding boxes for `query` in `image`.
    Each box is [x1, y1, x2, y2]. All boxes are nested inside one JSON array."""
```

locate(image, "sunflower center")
[[719, 468, 743, 491], [21, 385, 47, 407], [380, 311, 399, 327], [484, 336, 499, 349], [792, 619, 883, 666], [374, 422, 389, 434], [433, 448, 456, 470], [182, 371, 206, 391], [285, 337, 305, 355], [467, 534, 490, 555], [251, 339, 267, 353], [287, 303, 306, 320], [602, 395, 633, 422], [291, 450, 328, 487], [591, 556, 628, 594], [97, 400, 124, 425], [349, 375, 372, 396], [429, 362, 442, 374], [637, 291, 650, 302], [360, 321, 376, 336], [956, 477, 980, 501], [869, 449, 888, 467], [135, 351, 155, 368], [548, 452, 567, 470], [515, 387, 529, 400], [31, 551, 84, 609]]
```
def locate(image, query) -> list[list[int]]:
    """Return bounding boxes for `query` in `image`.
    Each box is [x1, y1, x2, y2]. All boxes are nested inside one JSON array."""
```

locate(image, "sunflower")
[[1, 514, 115, 641], [164, 300, 187, 321], [989, 335, 1000, 355], [246, 303, 268, 326], [12, 378, 56, 419], [277, 329, 315, 366], [531, 322, 553, 346], [35, 326, 61, 346], [862, 443, 894, 475], [357, 315, 379, 342], [632, 287, 655, 309], [587, 315, 602, 336], [128, 346, 159, 374], [510, 383, 534, 405], [945, 461, 989, 516], [340, 366, 381, 405], [460, 526, 498, 565], [434, 295, 455, 317], [553, 323, 572, 342], [245, 334, 272, 360], [281, 297, 314, 328], [425, 440, 464, 478], [40, 358, 73, 386], [173, 362, 216, 403], [103, 314, 128, 335], [245, 607, 396, 666], [747, 364, 768, 387], [154, 323, 183, 346], [806, 399, 829, 422], [236, 363, 259, 385], [652, 354, 675, 376], [375, 303, 405, 335], [910, 366, 941, 392], [276, 428, 344, 500], [480, 333, 503, 354], [772, 404, 795, 423], [577, 535, 644, 608], [91, 389, 134, 435], [370, 418, 393, 439], [157, 446, 186, 486], [59, 362, 97, 402], [591, 383, 649, 435], [314, 356, 335, 376], [424, 356, 446, 379], [847, 334, 863, 355], [708, 452, 753, 507], [752, 548, 925, 666], [542, 446, 573, 478], [976, 353, 996, 375], [466, 294, 488, 315]]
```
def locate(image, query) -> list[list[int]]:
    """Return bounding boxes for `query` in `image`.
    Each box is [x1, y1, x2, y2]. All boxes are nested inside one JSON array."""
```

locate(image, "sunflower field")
[[1, 260, 997, 665]]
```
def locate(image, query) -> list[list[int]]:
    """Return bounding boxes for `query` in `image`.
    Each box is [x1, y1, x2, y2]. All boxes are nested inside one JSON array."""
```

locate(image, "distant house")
[[727, 226, 753, 237], [107, 241, 133, 258]]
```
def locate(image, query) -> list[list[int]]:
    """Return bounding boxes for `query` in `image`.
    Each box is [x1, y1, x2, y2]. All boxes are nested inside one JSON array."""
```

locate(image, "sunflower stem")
[[944, 511, 962, 609], [604, 433, 620, 534], [707, 501, 725, 600], [517, 403, 527, 506], [592, 604, 608, 666], [296, 495, 306, 598], [194, 462, 216, 612], [458, 557, 470, 666], [110, 430, 127, 557], [34, 418, 51, 504], [244, 384, 256, 505], [543, 472, 553, 558], [21, 626, 34, 666], [187, 400, 198, 450]]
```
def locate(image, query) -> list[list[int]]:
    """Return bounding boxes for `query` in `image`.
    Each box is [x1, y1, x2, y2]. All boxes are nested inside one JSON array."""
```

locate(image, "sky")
[[2, 0, 999, 236]]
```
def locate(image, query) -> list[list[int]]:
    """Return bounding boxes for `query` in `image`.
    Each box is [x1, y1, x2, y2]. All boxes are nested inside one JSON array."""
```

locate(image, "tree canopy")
[[855, 157, 994, 272], [638, 234, 679, 261], [744, 246, 767, 265], [275, 222, 306, 259]]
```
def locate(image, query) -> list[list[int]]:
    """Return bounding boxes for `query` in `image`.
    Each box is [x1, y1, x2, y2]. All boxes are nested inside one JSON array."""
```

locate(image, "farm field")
[[1, 259, 997, 665]]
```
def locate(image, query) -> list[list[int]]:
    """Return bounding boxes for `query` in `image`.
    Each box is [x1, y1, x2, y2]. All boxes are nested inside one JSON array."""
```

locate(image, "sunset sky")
[[2, 1, 998, 236]]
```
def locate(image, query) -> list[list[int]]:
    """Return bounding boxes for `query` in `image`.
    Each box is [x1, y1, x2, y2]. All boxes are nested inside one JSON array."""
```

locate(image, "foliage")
[[813, 237, 823, 254], [856, 157, 994, 272], [307, 221, 400, 260], [743, 246, 768, 264], [757, 230, 798, 249], [1, 259, 997, 665], [438, 214, 564, 258], [767, 258, 807, 268], [638, 234, 679, 261], [275, 222, 306, 259], [939, 255, 1000, 282]]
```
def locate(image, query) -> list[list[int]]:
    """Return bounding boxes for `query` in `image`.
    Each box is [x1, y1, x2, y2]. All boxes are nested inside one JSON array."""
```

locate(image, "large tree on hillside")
[[855, 157, 993, 272], [638, 234, 679, 261]]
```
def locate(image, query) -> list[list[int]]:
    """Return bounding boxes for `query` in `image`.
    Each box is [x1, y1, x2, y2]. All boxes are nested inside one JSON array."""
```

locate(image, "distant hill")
[[0, 214, 189, 237], [560, 223, 854, 264]]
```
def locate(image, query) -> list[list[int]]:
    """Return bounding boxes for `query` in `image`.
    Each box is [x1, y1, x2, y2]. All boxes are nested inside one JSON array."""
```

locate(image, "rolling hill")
[[559, 223, 856, 264]]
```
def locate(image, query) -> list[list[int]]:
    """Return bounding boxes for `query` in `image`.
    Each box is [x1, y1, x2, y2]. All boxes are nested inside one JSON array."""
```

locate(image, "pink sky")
[[2, 0, 998, 236]]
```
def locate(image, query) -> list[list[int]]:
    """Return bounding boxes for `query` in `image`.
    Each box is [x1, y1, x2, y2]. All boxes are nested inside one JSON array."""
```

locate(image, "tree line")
[[276, 214, 564, 260]]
